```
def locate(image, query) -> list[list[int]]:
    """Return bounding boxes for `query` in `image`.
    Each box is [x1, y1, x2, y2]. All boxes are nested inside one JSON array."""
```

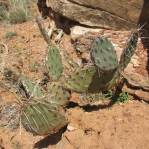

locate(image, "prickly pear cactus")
[[21, 103, 68, 135], [45, 46, 63, 81], [1, 30, 139, 137], [91, 37, 118, 71]]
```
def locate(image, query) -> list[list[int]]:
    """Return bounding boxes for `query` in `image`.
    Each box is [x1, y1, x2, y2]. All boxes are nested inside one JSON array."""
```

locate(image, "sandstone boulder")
[[44, 0, 144, 30]]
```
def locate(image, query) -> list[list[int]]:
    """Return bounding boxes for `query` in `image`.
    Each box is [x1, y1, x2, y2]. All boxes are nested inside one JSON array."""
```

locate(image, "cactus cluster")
[[65, 32, 138, 94], [90, 32, 138, 91], [2, 31, 138, 136]]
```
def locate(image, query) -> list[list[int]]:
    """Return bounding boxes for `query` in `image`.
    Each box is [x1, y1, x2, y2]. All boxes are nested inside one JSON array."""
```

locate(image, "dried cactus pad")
[[91, 37, 118, 71], [80, 92, 104, 104], [65, 66, 97, 93], [46, 83, 70, 108], [119, 32, 138, 71], [45, 46, 63, 81], [21, 103, 68, 135]]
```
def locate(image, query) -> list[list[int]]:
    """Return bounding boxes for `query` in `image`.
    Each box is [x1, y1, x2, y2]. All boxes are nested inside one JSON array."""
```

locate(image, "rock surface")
[[45, 0, 144, 30]]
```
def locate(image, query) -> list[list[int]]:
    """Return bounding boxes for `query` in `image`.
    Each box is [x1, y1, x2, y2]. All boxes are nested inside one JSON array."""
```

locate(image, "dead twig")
[[0, 43, 9, 73], [36, 16, 51, 45]]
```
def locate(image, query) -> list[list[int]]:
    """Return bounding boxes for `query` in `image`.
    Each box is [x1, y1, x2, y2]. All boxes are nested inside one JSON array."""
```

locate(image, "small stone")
[[67, 125, 77, 131], [71, 26, 102, 40]]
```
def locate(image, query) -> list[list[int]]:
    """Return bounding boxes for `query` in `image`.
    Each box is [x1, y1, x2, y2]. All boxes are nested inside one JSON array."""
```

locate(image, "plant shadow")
[[67, 99, 115, 112], [33, 126, 67, 149]]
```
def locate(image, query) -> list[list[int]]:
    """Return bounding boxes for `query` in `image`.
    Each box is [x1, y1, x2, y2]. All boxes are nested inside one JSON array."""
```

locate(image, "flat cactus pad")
[[19, 77, 44, 98], [46, 83, 70, 108], [91, 37, 118, 71], [21, 103, 68, 135], [45, 46, 63, 81], [119, 32, 138, 71], [64, 66, 97, 93]]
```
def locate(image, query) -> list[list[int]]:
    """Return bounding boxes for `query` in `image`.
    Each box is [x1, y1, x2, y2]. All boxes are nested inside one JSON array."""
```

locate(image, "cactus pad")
[[19, 77, 44, 98], [65, 66, 117, 93], [91, 70, 116, 92], [65, 66, 97, 93], [91, 37, 118, 71], [45, 46, 63, 81], [46, 83, 70, 108], [119, 32, 138, 71], [21, 103, 68, 135], [104, 32, 139, 90]]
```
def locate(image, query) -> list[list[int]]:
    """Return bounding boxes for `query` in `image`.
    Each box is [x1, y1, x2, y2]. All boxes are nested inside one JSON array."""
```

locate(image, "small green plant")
[[5, 31, 17, 39], [116, 92, 130, 103], [105, 91, 130, 103]]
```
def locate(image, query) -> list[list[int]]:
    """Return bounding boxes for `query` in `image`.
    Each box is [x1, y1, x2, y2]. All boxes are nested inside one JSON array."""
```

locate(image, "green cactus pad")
[[45, 46, 63, 81], [65, 66, 115, 93], [19, 77, 44, 98], [119, 32, 138, 71], [21, 103, 68, 135], [104, 70, 121, 90], [65, 66, 97, 93], [105, 32, 139, 91], [46, 83, 70, 108], [88, 68, 117, 92], [91, 37, 118, 71]]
